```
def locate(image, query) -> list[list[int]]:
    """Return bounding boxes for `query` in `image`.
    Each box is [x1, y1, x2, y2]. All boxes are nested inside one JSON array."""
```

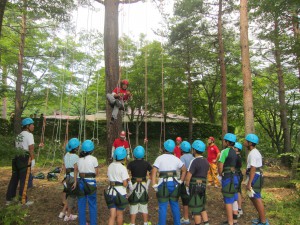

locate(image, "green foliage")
[[0, 202, 28, 225]]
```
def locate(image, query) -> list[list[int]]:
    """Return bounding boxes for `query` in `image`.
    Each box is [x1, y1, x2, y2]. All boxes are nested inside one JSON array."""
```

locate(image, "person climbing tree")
[[106, 79, 132, 124], [244, 134, 269, 225], [6, 118, 35, 206]]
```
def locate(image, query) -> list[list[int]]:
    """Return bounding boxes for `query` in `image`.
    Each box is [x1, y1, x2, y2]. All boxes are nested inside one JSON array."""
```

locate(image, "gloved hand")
[[152, 184, 158, 192], [186, 186, 190, 195], [217, 175, 222, 183], [31, 159, 35, 169], [146, 179, 151, 190], [178, 179, 183, 185], [128, 180, 134, 191], [247, 187, 255, 198]]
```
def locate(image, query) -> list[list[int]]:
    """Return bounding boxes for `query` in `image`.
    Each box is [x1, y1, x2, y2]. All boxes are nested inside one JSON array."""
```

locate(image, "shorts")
[[223, 192, 238, 204], [107, 195, 127, 211], [67, 195, 77, 209], [251, 174, 262, 199], [129, 203, 148, 214]]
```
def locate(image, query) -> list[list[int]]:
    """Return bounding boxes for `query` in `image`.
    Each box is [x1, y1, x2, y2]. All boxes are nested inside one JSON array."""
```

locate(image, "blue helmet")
[[180, 141, 191, 153], [192, 140, 206, 153], [234, 142, 243, 151], [81, 140, 94, 152], [22, 118, 34, 126], [66, 138, 80, 152], [133, 145, 145, 159], [164, 139, 175, 153], [224, 133, 237, 143], [245, 134, 259, 144], [114, 146, 127, 160]]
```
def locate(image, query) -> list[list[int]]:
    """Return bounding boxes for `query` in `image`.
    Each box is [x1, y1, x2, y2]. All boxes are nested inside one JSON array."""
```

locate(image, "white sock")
[[144, 223, 148, 225]]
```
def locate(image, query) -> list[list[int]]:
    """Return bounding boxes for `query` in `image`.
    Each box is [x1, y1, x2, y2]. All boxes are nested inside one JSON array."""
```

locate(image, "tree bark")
[[1, 65, 7, 119], [291, 10, 300, 92], [14, 0, 27, 135], [240, 0, 255, 136], [274, 17, 291, 153], [218, 0, 227, 143], [187, 70, 193, 142], [0, 0, 8, 38]]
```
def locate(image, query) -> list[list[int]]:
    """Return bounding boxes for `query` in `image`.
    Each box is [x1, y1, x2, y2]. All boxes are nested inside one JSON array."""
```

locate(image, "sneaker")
[[25, 201, 34, 206], [238, 209, 243, 215], [64, 214, 78, 221], [256, 220, 269, 225], [58, 212, 65, 219], [251, 218, 260, 224], [221, 222, 238, 225], [180, 217, 190, 224]]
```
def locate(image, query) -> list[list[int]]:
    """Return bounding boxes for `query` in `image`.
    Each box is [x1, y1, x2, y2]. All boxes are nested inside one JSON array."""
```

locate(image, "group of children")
[[57, 131, 268, 225]]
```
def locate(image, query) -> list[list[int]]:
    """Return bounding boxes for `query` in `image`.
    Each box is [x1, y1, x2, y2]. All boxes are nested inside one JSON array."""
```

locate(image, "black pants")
[[6, 155, 30, 201]]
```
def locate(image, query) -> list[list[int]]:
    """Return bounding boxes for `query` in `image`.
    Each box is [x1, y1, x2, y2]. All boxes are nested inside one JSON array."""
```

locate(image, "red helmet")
[[176, 137, 182, 142], [120, 131, 126, 138], [121, 79, 129, 85], [208, 136, 215, 142]]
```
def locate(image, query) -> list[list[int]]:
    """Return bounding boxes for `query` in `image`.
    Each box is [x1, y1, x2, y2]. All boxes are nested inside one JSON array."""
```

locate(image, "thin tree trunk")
[[188, 70, 193, 142], [274, 17, 291, 153], [104, 0, 120, 162], [2, 65, 7, 119], [240, 0, 255, 136], [291, 10, 300, 92], [0, 0, 7, 38], [218, 0, 227, 143], [14, 0, 27, 135]]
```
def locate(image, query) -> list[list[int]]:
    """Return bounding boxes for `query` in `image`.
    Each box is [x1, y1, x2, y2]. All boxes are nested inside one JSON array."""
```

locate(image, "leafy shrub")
[[0, 202, 28, 225]]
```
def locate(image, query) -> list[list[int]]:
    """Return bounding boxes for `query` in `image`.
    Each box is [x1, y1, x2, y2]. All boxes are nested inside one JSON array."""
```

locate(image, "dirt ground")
[[0, 166, 291, 225]]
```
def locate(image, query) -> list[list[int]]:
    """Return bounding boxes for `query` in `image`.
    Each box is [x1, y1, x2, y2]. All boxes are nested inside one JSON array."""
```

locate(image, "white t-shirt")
[[153, 153, 184, 184], [247, 148, 263, 169], [107, 162, 129, 195], [78, 155, 98, 180], [15, 131, 34, 151]]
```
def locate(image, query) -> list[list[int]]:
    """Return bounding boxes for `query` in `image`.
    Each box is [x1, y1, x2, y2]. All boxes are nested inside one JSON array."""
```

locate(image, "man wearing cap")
[[207, 137, 220, 187], [111, 131, 130, 161], [6, 118, 35, 206]]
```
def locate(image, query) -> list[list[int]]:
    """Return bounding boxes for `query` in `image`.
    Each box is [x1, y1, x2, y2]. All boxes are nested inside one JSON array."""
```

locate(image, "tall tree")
[[95, 0, 140, 161], [0, 0, 7, 38], [240, 0, 255, 135], [218, 0, 228, 141]]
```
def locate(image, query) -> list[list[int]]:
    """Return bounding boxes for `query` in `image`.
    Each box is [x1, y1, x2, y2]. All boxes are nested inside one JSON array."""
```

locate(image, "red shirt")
[[112, 87, 130, 101], [207, 144, 220, 163], [113, 138, 129, 149], [174, 145, 182, 158]]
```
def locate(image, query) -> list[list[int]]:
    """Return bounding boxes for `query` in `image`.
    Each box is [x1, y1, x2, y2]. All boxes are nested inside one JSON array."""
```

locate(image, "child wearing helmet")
[[6, 118, 35, 206], [233, 142, 243, 217], [106, 79, 132, 124], [185, 140, 210, 225], [179, 141, 194, 225], [244, 134, 269, 225], [58, 138, 80, 221], [77, 140, 99, 225], [151, 139, 187, 225], [218, 133, 239, 225], [174, 137, 183, 158], [105, 146, 130, 225], [127, 145, 152, 225], [206, 136, 221, 188]]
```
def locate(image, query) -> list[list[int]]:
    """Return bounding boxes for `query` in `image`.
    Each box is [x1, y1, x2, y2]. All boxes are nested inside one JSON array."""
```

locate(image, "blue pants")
[[78, 179, 97, 225], [158, 181, 181, 225]]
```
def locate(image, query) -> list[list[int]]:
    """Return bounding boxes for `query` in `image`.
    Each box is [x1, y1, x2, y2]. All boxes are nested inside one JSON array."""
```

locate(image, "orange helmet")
[[176, 137, 182, 142], [120, 131, 126, 138], [121, 79, 129, 85]]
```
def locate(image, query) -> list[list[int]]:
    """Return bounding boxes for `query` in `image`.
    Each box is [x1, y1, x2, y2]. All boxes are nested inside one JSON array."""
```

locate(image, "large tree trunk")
[[291, 10, 300, 92], [240, 0, 255, 136], [14, 0, 27, 135], [218, 0, 227, 143], [1, 65, 7, 119], [104, 0, 121, 162], [274, 17, 291, 153], [0, 0, 8, 38]]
